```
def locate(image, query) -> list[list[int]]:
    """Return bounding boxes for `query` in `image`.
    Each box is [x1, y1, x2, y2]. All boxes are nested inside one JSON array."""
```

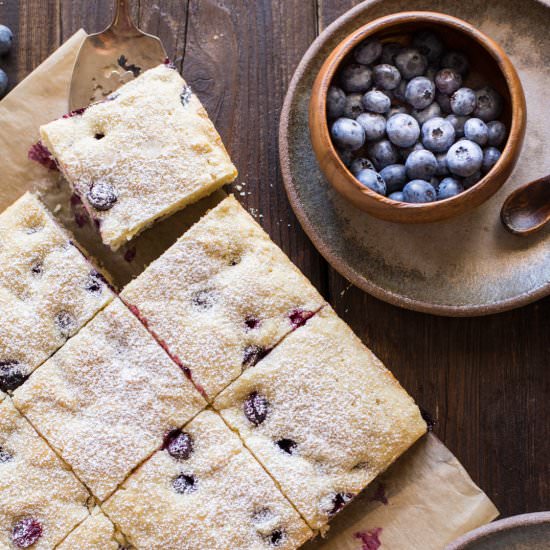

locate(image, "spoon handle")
[[111, 0, 138, 35]]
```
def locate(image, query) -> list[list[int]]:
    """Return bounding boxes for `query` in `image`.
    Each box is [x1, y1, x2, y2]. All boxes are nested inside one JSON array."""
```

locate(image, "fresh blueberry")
[[482, 146, 501, 173], [388, 191, 405, 201], [405, 149, 438, 180], [434, 68, 462, 95], [356, 112, 386, 141], [435, 91, 451, 114], [367, 139, 399, 170], [340, 63, 372, 93], [387, 105, 408, 119], [440, 51, 469, 75], [0, 25, 13, 56], [412, 31, 443, 64], [331, 118, 365, 151], [326, 86, 346, 119], [362, 90, 391, 114], [342, 93, 364, 119], [474, 86, 503, 121], [450, 87, 476, 116], [356, 169, 386, 195], [462, 171, 482, 188], [372, 64, 401, 90], [87, 181, 118, 211], [379, 164, 407, 193], [400, 141, 424, 161], [402, 179, 437, 203], [446, 139, 483, 177], [435, 152, 449, 176], [244, 392, 269, 425], [354, 39, 382, 65], [486, 120, 506, 147], [411, 102, 441, 126], [421, 117, 455, 152], [405, 77, 435, 110], [395, 48, 427, 79], [386, 113, 420, 147], [350, 156, 376, 175], [336, 148, 354, 167], [430, 176, 440, 189], [393, 80, 407, 102], [437, 177, 464, 200], [446, 114, 467, 138], [380, 42, 401, 65], [463, 118, 488, 146], [0, 69, 8, 98]]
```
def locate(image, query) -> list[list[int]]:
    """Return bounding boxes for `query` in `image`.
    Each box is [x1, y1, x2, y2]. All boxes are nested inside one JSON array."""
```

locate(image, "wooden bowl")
[[309, 11, 526, 223]]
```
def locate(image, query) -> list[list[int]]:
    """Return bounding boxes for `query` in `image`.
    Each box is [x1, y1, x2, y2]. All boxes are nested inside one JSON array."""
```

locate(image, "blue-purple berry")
[[446, 139, 483, 177], [0, 25, 13, 56], [445, 114, 467, 138], [386, 113, 420, 148], [387, 105, 408, 119], [402, 179, 437, 203], [405, 149, 438, 180], [331, 118, 365, 151], [393, 80, 407, 102], [400, 141, 424, 161], [434, 68, 462, 95], [450, 87, 476, 116], [356, 169, 386, 195], [435, 152, 449, 176], [367, 139, 399, 170], [473, 86, 503, 121], [486, 121, 506, 147], [380, 42, 401, 65], [340, 64, 372, 93], [395, 48, 427, 79], [462, 171, 482, 188], [481, 147, 501, 173], [405, 77, 435, 110], [354, 39, 382, 65], [411, 102, 441, 126], [372, 64, 401, 90], [336, 148, 354, 167], [0, 69, 7, 98], [356, 112, 386, 141], [421, 117, 455, 152], [441, 51, 469, 75], [437, 177, 464, 200], [388, 191, 405, 202], [463, 118, 488, 146], [350, 157, 376, 175], [380, 164, 407, 193], [412, 31, 443, 64], [343, 93, 364, 119], [326, 86, 346, 119], [362, 90, 391, 114], [435, 91, 451, 114]]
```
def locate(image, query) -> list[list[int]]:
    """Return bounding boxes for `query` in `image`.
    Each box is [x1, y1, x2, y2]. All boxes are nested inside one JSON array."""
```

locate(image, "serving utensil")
[[69, 0, 166, 111]]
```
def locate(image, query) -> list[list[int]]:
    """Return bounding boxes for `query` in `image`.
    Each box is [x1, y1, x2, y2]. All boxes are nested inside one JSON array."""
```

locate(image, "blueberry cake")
[[0, 398, 91, 549], [104, 410, 312, 549], [121, 195, 326, 401], [0, 193, 114, 394], [39, 64, 238, 250], [214, 306, 426, 531], [13, 299, 206, 501], [57, 507, 132, 550]]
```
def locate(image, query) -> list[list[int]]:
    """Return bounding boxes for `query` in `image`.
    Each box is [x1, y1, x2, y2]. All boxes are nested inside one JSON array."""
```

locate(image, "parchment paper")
[[0, 32, 499, 549]]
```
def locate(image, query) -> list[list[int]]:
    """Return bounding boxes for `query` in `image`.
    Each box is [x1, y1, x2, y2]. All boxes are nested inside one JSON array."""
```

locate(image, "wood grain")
[[0, 0, 547, 521]]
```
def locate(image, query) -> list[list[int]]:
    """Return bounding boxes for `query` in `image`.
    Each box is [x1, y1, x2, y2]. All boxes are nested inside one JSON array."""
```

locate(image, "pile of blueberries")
[[327, 31, 507, 203], [0, 24, 13, 99]]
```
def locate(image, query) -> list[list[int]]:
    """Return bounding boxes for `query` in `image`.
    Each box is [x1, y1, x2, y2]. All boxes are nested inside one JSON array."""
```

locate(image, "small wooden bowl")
[[309, 11, 526, 223]]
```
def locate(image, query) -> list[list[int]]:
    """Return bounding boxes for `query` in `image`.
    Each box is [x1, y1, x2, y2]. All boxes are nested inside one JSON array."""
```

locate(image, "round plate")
[[445, 512, 550, 549], [279, 0, 550, 316]]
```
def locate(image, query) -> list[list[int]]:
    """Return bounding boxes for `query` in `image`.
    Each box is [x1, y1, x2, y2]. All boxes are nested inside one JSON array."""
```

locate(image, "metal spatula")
[[69, 0, 166, 111]]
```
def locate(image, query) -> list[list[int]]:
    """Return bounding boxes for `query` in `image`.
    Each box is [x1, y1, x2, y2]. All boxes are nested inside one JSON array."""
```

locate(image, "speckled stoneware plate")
[[445, 512, 550, 549], [279, 0, 550, 316]]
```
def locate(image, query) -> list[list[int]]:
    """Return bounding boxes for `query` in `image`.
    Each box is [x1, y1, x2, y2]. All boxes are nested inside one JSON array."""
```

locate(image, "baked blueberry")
[[435, 91, 451, 114], [386, 113, 420, 148], [244, 392, 269, 425], [446, 114, 467, 138], [356, 169, 386, 195], [411, 102, 441, 125], [446, 139, 483, 177], [0, 69, 7, 99], [0, 445, 13, 463], [380, 164, 407, 193], [288, 308, 315, 328], [482, 146, 501, 173], [402, 179, 437, 203], [388, 191, 405, 202], [244, 316, 261, 330], [372, 64, 401, 90], [437, 177, 464, 200], [55, 311, 76, 338], [434, 68, 462, 95], [435, 152, 449, 176], [367, 139, 399, 170], [242, 345, 268, 369], [191, 289, 216, 310], [474, 86, 503, 121], [405, 77, 435, 110], [353, 39, 382, 65], [164, 430, 194, 460], [412, 31, 443, 63], [11, 518, 43, 548], [440, 51, 469, 75], [380, 42, 402, 65], [395, 48, 427, 79], [487, 120, 506, 147], [462, 171, 482, 188], [327, 492, 354, 517], [343, 93, 364, 119], [362, 90, 391, 114], [405, 149, 438, 180], [331, 118, 365, 151], [87, 181, 118, 211], [276, 438, 297, 455], [0, 25, 13, 56], [172, 473, 198, 494], [326, 86, 347, 119], [463, 118, 489, 146], [350, 157, 376, 175], [340, 63, 372, 93], [264, 529, 285, 547], [85, 270, 104, 294], [356, 112, 386, 141], [0, 360, 27, 392], [421, 117, 455, 152], [450, 87, 476, 116]]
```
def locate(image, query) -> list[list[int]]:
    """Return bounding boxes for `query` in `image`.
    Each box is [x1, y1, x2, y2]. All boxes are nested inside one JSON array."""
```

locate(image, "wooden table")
[[1, 0, 548, 520]]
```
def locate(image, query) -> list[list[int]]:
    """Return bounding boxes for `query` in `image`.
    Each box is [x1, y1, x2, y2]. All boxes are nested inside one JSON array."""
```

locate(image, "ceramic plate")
[[279, 0, 550, 316]]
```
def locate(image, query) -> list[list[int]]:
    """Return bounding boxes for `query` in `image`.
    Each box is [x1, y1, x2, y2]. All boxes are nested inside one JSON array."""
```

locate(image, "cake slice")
[[214, 306, 427, 531], [121, 195, 327, 401], [0, 398, 91, 549], [0, 193, 114, 394], [57, 507, 132, 550], [104, 410, 312, 549], [13, 299, 206, 502], [40, 64, 238, 250]]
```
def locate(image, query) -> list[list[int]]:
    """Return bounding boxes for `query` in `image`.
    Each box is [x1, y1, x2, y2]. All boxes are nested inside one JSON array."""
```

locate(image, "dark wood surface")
[[1, 0, 548, 521]]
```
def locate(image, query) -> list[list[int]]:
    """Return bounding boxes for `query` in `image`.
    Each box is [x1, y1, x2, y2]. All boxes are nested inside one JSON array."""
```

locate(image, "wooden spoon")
[[500, 175, 550, 236]]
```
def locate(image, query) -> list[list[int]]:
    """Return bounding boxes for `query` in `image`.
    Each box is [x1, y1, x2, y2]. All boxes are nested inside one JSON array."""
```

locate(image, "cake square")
[[121, 195, 326, 401], [40, 64, 238, 250], [104, 410, 312, 549], [13, 299, 206, 501], [0, 398, 91, 549], [214, 306, 427, 531], [0, 193, 114, 394], [57, 507, 131, 550]]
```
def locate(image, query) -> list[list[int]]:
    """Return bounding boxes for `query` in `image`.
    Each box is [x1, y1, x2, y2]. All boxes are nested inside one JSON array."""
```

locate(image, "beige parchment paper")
[[0, 32, 499, 549]]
